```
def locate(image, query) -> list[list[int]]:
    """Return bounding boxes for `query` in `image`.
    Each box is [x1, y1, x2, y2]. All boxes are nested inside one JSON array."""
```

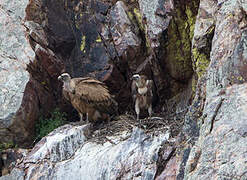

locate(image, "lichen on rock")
[[80, 35, 86, 53], [192, 48, 210, 78], [165, 2, 199, 82]]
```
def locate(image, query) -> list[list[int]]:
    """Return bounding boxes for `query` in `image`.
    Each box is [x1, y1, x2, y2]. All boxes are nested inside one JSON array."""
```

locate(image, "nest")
[[85, 91, 190, 144], [87, 110, 186, 144]]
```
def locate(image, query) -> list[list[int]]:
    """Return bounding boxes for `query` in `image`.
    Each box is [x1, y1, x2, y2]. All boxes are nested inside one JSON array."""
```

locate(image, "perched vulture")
[[58, 73, 118, 123], [131, 74, 154, 121]]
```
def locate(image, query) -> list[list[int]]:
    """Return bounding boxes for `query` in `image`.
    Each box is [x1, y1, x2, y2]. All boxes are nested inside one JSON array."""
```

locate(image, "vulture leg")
[[135, 100, 140, 125], [148, 105, 152, 118], [86, 112, 89, 124], [79, 113, 83, 121]]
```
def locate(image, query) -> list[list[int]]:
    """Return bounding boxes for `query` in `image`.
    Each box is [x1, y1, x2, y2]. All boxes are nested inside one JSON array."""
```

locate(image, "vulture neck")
[[64, 80, 75, 93], [136, 81, 148, 95]]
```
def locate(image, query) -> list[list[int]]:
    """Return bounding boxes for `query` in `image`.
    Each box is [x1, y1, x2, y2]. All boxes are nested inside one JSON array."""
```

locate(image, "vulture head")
[[58, 73, 75, 93], [132, 74, 140, 80], [132, 74, 146, 88], [58, 73, 71, 82]]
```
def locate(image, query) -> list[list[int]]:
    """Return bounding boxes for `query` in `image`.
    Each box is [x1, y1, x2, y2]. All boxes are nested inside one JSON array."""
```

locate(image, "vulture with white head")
[[58, 73, 118, 123], [131, 74, 154, 121]]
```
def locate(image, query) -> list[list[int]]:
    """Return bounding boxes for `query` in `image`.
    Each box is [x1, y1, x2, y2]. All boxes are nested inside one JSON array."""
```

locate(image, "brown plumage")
[[58, 73, 118, 123], [131, 74, 154, 121]]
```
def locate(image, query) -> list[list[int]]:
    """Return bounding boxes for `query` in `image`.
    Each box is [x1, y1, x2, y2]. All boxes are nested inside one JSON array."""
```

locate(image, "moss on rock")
[[133, 8, 144, 32], [185, 6, 197, 40], [192, 48, 210, 78], [163, 1, 200, 97], [166, 5, 195, 82]]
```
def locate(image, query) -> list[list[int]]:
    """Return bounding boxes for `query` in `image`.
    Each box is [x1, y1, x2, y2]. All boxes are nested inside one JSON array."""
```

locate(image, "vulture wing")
[[62, 88, 71, 102], [73, 78, 118, 115], [146, 80, 154, 97], [131, 80, 138, 103]]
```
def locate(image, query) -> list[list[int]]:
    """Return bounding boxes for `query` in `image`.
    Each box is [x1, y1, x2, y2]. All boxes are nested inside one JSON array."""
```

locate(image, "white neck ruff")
[[138, 87, 147, 95]]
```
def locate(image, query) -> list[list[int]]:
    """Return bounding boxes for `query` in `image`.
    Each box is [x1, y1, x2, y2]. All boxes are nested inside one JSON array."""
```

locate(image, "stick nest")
[[87, 109, 186, 144]]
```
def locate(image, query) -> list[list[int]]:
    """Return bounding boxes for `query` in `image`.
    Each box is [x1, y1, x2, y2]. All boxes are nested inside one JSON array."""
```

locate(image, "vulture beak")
[[58, 75, 62, 81]]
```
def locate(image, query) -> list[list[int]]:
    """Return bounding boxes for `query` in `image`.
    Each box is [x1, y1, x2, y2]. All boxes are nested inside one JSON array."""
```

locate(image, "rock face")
[[0, 0, 64, 146], [0, 124, 171, 180], [4, 0, 247, 179], [191, 0, 215, 79], [138, 0, 172, 48], [0, 0, 200, 145], [179, 0, 247, 179], [0, 0, 40, 146], [0, 0, 33, 138]]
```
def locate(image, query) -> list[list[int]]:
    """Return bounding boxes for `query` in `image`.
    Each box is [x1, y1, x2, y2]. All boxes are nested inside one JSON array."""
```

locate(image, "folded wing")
[[73, 78, 118, 115]]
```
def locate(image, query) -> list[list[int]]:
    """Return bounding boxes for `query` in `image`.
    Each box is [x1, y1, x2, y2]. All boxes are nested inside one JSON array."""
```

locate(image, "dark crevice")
[[0, 153, 2, 177], [209, 98, 224, 133], [154, 144, 176, 179], [177, 148, 191, 180]]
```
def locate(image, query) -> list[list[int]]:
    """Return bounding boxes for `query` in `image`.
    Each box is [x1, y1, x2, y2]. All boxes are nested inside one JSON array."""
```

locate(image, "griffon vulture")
[[131, 74, 154, 121], [58, 73, 118, 123]]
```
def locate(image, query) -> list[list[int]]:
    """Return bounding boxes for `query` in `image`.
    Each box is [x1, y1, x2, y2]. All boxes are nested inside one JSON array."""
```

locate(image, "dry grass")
[[87, 108, 186, 144], [85, 92, 189, 144]]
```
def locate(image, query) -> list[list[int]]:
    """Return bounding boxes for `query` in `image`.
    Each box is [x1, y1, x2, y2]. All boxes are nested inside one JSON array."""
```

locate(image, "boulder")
[[0, 0, 38, 146], [0, 0, 65, 146]]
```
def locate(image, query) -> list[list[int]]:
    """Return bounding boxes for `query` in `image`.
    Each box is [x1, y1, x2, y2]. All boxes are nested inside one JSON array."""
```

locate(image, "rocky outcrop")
[[191, 0, 215, 79], [0, 124, 171, 180], [5, 0, 247, 179], [0, 0, 200, 178], [178, 0, 247, 179], [0, 0, 65, 146], [22, 0, 198, 114], [0, 0, 40, 146]]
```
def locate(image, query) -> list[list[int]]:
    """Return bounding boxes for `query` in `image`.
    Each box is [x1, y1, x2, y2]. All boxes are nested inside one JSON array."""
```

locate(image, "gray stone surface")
[[0, 0, 35, 144], [3, 0, 247, 178], [0, 0, 61, 146], [110, 1, 141, 57], [184, 0, 247, 179], [1, 124, 170, 180], [0, 168, 24, 180], [0, 0, 33, 122], [24, 124, 90, 164], [138, 0, 173, 48]]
